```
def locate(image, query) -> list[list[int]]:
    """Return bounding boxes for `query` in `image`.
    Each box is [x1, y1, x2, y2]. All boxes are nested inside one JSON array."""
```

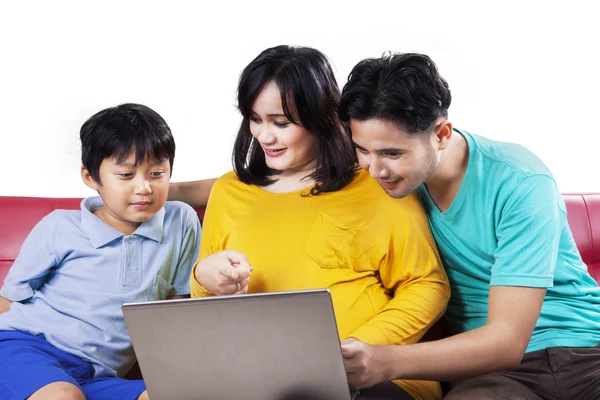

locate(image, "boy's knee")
[[137, 390, 150, 400], [29, 382, 86, 400]]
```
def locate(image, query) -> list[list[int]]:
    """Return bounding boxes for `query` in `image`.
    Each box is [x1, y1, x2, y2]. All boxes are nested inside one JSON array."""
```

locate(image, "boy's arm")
[[348, 195, 450, 346], [168, 178, 217, 208], [0, 296, 12, 315], [0, 213, 59, 303], [168, 207, 202, 298], [343, 175, 560, 387]]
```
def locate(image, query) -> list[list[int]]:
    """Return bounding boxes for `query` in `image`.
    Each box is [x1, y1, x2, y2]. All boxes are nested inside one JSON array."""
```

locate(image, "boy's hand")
[[341, 338, 391, 389], [195, 250, 253, 296], [0, 295, 12, 315]]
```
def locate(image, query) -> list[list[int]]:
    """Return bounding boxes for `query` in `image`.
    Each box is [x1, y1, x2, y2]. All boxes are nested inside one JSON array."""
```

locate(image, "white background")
[[1, 0, 598, 197]]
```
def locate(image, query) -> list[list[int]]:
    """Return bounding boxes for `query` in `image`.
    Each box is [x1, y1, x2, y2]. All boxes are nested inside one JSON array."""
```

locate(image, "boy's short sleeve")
[[170, 206, 201, 295], [0, 212, 59, 301], [491, 175, 563, 287]]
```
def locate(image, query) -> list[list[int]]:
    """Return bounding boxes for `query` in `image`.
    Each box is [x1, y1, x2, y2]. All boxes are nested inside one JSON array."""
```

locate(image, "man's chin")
[[380, 183, 412, 199]]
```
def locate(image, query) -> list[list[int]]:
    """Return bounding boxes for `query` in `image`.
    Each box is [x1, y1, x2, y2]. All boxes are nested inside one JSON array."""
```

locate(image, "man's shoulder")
[[464, 129, 554, 179]]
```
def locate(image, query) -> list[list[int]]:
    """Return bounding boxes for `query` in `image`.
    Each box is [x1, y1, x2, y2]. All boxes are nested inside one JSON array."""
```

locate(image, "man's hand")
[[195, 250, 253, 295], [341, 338, 390, 389]]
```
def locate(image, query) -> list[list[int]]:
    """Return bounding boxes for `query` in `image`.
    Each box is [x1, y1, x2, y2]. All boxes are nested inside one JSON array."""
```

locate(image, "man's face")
[[350, 118, 439, 198]]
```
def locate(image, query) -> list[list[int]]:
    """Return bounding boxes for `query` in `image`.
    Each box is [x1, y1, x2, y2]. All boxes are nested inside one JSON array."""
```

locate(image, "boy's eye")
[[118, 173, 134, 178], [150, 171, 165, 178]]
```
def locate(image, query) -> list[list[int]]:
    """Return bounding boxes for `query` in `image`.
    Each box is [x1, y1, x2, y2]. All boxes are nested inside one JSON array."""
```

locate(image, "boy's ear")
[[81, 166, 101, 190]]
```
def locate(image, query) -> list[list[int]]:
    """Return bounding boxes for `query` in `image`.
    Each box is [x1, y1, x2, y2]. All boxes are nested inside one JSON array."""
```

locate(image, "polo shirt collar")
[[81, 196, 165, 248]]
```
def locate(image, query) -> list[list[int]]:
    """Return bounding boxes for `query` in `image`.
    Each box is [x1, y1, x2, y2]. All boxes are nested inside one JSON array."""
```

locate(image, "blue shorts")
[[0, 330, 146, 400]]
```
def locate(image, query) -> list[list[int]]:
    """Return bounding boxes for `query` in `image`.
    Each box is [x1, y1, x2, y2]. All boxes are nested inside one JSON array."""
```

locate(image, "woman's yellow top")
[[191, 169, 450, 400]]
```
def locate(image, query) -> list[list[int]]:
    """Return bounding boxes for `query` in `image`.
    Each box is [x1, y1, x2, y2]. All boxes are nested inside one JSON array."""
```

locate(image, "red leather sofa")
[[1, 194, 599, 380], [2, 194, 598, 287]]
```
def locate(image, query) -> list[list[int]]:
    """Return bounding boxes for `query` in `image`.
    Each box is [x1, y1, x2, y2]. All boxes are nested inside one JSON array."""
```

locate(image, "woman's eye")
[[273, 121, 290, 128], [249, 116, 261, 123]]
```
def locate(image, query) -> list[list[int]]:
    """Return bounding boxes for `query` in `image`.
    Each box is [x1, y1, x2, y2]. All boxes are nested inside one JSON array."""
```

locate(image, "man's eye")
[[356, 148, 369, 154], [383, 152, 401, 159]]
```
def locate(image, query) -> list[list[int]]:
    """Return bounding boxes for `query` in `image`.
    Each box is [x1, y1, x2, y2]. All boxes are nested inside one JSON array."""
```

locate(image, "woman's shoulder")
[[212, 170, 260, 198], [345, 169, 425, 212]]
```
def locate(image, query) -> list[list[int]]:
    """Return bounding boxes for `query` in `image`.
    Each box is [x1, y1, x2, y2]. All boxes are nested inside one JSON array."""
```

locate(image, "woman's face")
[[249, 82, 318, 175]]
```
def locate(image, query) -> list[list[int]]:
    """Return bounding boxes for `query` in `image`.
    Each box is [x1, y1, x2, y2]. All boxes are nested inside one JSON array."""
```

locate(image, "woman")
[[173, 45, 449, 400]]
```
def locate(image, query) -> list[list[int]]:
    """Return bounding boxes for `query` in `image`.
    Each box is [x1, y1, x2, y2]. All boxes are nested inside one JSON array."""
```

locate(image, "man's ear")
[[436, 121, 453, 150], [81, 166, 101, 191]]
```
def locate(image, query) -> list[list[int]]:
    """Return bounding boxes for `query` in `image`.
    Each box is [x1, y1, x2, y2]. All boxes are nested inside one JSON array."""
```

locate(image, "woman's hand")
[[195, 250, 253, 295]]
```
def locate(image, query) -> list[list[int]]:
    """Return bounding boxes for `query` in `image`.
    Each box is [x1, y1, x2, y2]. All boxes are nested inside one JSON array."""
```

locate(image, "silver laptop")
[[122, 289, 359, 400]]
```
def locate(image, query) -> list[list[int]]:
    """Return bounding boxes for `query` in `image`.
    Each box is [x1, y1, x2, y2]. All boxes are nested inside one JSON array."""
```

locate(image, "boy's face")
[[82, 151, 171, 235], [350, 118, 441, 199]]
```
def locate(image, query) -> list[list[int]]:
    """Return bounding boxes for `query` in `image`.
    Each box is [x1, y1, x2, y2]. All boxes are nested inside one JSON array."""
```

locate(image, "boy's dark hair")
[[80, 103, 175, 183], [233, 45, 357, 195], [339, 52, 452, 134]]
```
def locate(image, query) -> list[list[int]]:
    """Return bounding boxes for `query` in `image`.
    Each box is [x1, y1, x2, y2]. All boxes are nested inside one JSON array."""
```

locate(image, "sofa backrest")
[[1, 194, 599, 286]]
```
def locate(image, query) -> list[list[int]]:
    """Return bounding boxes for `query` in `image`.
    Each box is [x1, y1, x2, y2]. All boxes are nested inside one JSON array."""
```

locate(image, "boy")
[[0, 103, 201, 400]]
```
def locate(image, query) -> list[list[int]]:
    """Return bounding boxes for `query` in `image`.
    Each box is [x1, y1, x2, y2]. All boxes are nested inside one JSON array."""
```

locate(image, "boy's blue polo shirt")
[[0, 196, 201, 377], [416, 129, 600, 353]]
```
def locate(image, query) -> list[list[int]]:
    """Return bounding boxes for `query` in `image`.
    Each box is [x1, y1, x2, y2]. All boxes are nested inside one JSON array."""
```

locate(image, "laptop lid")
[[123, 289, 356, 400]]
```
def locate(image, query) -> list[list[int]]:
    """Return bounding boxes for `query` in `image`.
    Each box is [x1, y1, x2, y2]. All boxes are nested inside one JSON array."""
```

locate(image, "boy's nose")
[[136, 180, 152, 195]]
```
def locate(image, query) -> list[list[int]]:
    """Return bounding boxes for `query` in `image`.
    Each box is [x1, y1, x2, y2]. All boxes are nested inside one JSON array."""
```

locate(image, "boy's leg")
[[0, 330, 88, 400], [28, 382, 85, 400], [81, 377, 146, 400]]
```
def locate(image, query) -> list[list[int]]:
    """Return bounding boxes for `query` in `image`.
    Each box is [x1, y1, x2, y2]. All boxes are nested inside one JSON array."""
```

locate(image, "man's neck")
[[424, 132, 469, 212]]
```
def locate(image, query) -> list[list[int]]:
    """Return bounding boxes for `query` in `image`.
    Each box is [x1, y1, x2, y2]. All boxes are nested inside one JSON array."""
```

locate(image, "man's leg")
[[547, 345, 600, 400], [443, 374, 543, 400], [444, 344, 600, 400]]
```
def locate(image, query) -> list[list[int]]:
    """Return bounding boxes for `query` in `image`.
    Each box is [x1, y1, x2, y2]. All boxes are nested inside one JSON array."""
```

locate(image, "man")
[[338, 52, 600, 399]]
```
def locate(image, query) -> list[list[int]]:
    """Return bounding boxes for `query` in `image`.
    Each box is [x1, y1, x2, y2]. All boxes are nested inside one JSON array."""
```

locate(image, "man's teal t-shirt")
[[416, 129, 600, 353]]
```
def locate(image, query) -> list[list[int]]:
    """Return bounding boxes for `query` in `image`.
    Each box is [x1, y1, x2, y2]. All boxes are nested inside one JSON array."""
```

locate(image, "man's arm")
[[344, 175, 561, 388], [343, 285, 545, 387], [0, 295, 12, 315], [168, 178, 217, 208]]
